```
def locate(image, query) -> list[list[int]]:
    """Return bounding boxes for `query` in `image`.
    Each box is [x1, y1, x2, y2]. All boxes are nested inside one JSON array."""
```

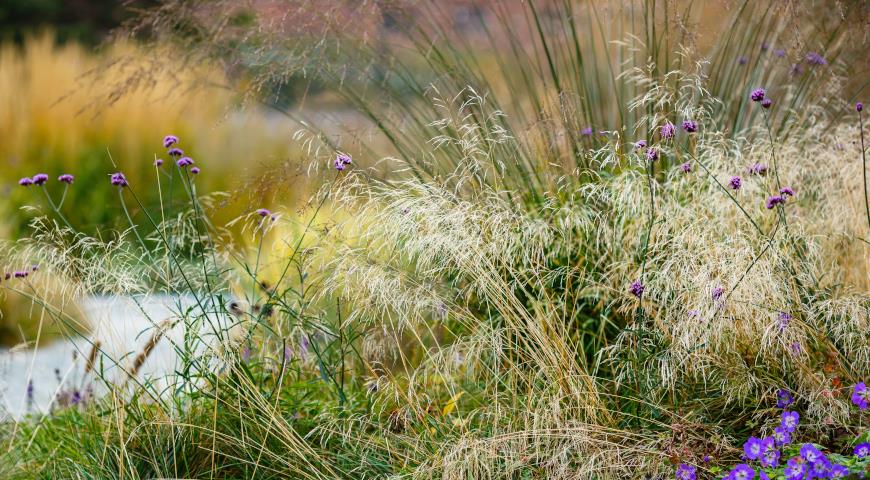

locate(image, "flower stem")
[[859, 109, 869, 231]]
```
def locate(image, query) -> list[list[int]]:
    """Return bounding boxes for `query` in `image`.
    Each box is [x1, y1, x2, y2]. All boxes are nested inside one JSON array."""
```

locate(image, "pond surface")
[[0, 294, 239, 420]]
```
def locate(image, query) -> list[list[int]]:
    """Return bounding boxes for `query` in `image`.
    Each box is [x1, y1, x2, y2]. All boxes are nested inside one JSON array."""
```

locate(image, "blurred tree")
[[0, 0, 157, 45]]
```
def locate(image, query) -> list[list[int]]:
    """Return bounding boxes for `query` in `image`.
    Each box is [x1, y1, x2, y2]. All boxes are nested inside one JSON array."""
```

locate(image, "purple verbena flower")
[[58, 174, 74, 184], [781, 410, 800, 432], [190, 166, 200, 175], [110, 172, 128, 187], [176, 156, 194, 167], [857, 102, 864, 112], [766, 195, 785, 209], [680, 162, 692, 173], [751, 88, 766, 102], [681, 120, 697, 133], [747, 163, 768, 175], [729, 176, 742, 190], [712, 286, 725, 301], [852, 382, 869, 410], [675, 463, 696, 480], [163, 135, 179, 148], [805, 52, 827, 66], [790, 63, 804, 76], [154, 159, 164, 167], [629, 280, 644, 298], [13, 271, 28, 278], [738, 56, 749, 65], [167, 148, 183, 157], [776, 388, 794, 408], [775, 49, 786, 58], [32, 173, 49, 186], [645, 147, 659, 162], [854, 442, 870, 458], [336, 153, 352, 167], [761, 98, 772, 109], [18, 177, 33, 187], [660, 122, 676, 139], [256, 208, 271, 217], [634, 140, 647, 150], [761, 42, 770, 52], [779, 186, 795, 197], [580, 127, 594, 136]]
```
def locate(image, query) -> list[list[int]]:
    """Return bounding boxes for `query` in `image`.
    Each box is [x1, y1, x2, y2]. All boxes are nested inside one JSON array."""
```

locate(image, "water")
[[0, 294, 241, 420]]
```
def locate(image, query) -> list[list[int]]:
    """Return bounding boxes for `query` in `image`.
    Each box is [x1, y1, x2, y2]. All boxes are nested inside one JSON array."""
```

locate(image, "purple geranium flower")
[[729, 176, 742, 190], [660, 122, 676, 139], [629, 280, 644, 298], [675, 463, 696, 480], [32, 173, 49, 186], [646, 147, 659, 162], [854, 442, 870, 458], [766, 195, 785, 209], [18, 177, 33, 187], [776, 388, 794, 408], [58, 174, 74, 184], [728, 464, 754, 480], [110, 172, 128, 187], [760, 445, 780, 468], [743, 436, 764, 460], [781, 410, 800, 432], [751, 88, 766, 102], [773, 425, 791, 445], [830, 464, 849, 478], [784, 458, 806, 480], [852, 382, 869, 410], [681, 120, 697, 133], [799, 444, 823, 464], [163, 135, 179, 148]]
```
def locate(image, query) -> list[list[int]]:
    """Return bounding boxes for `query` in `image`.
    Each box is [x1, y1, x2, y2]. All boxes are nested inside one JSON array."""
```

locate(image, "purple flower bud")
[[761, 42, 770, 52], [750, 88, 766, 102], [680, 161, 692, 173], [779, 186, 795, 197], [110, 172, 128, 187], [58, 174, 74, 184], [167, 148, 184, 157], [190, 166, 200, 175], [681, 120, 697, 133], [738, 56, 748, 65], [766, 195, 785, 209], [634, 140, 647, 150], [774, 49, 786, 58], [747, 163, 768, 175], [645, 147, 659, 162], [857, 102, 864, 112], [761, 98, 772, 109], [805, 52, 827, 66], [13, 271, 28, 278], [256, 208, 271, 217], [31, 264, 38, 272], [163, 135, 179, 148], [660, 122, 676, 139], [629, 280, 645, 298], [154, 159, 164, 167], [18, 177, 34, 187], [176, 157, 194, 167], [32, 173, 49, 186], [729, 176, 742, 190], [580, 127, 594, 135]]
